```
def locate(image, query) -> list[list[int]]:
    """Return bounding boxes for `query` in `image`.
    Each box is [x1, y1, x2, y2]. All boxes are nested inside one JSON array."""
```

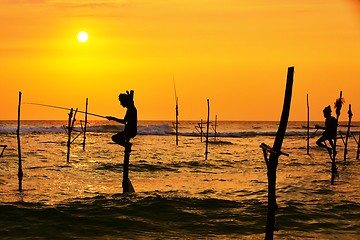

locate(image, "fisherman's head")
[[323, 105, 332, 117], [118, 90, 134, 108], [119, 93, 130, 107]]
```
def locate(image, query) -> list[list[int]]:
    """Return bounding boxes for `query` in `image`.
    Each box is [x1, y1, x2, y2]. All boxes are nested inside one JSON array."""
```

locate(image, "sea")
[[0, 120, 360, 240]]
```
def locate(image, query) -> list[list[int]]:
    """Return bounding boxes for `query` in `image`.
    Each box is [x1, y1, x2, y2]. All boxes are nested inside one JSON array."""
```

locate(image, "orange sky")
[[1, 0, 359, 121]]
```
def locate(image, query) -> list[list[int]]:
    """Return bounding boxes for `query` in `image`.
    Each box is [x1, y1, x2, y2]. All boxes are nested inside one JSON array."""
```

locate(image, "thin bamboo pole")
[[175, 97, 179, 146], [307, 94, 310, 155], [66, 108, 74, 163], [213, 115, 217, 142], [195, 120, 204, 142], [205, 99, 210, 160], [357, 132, 360, 160], [199, 119, 203, 142], [344, 104, 353, 162], [16, 92, 23, 191], [24, 102, 106, 119], [83, 98, 88, 150], [173, 77, 179, 146]]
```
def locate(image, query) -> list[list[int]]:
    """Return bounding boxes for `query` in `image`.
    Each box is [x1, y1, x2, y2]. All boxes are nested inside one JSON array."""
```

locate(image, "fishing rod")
[[23, 102, 107, 119]]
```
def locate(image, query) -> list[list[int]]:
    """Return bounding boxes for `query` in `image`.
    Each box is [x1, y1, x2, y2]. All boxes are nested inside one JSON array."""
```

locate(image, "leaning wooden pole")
[[265, 66, 294, 240], [16, 91, 23, 191], [0, 145, 7, 158], [205, 99, 210, 160], [343, 104, 352, 162], [306, 94, 310, 155], [83, 98, 88, 150]]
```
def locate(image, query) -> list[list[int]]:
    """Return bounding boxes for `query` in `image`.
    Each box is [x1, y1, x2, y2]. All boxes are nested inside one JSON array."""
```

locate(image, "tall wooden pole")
[[331, 91, 342, 185], [306, 94, 310, 155], [175, 97, 179, 146], [214, 115, 217, 142], [83, 98, 88, 150], [122, 142, 135, 193], [123, 143, 130, 193], [265, 66, 294, 240], [16, 92, 23, 191], [343, 104, 352, 162], [173, 77, 179, 146], [205, 99, 210, 160], [357, 133, 360, 160]]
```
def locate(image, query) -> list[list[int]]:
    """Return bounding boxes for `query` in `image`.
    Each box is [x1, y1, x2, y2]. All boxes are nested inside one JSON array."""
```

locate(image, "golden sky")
[[1, 0, 359, 121]]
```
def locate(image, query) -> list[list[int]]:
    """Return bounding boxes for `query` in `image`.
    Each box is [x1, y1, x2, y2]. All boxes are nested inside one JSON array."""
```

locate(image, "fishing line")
[[23, 102, 107, 119]]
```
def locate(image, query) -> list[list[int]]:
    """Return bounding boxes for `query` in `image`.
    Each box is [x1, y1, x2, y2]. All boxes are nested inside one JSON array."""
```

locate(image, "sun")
[[77, 31, 88, 43]]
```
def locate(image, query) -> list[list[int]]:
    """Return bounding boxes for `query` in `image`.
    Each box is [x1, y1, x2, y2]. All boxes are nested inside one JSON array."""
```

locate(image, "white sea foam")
[[1, 120, 339, 137]]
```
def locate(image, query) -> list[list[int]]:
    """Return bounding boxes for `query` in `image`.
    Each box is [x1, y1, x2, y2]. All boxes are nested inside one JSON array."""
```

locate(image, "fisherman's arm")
[[106, 116, 126, 124]]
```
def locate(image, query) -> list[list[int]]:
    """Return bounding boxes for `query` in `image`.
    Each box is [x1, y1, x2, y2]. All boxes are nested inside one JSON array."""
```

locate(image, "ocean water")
[[0, 120, 360, 239]]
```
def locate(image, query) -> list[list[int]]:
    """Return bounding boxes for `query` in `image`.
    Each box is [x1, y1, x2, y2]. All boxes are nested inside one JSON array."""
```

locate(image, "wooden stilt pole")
[[66, 108, 74, 163], [343, 104, 352, 162], [195, 120, 204, 142], [306, 94, 310, 155], [205, 99, 210, 160], [173, 77, 179, 146], [263, 66, 294, 240], [357, 132, 360, 160], [83, 98, 88, 150], [199, 119, 203, 142], [213, 115, 217, 142], [16, 92, 23, 192], [175, 97, 179, 146], [69, 109, 78, 161], [331, 91, 343, 185], [122, 142, 135, 193], [0, 145, 7, 158]]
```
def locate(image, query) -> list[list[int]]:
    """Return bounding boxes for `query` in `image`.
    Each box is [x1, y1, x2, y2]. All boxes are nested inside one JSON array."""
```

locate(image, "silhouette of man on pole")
[[106, 90, 137, 193], [315, 105, 337, 155]]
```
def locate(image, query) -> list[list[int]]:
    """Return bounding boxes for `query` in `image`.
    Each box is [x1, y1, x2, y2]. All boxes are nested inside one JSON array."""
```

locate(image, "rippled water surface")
[[0, 121, 360, 239]]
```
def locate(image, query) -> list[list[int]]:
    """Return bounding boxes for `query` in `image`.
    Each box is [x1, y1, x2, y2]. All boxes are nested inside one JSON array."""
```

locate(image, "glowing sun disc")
[[77, 31, 88, 42]]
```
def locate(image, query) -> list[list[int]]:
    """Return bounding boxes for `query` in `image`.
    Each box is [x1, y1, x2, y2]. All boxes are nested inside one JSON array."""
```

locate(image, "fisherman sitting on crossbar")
[[106, 90, 137, 148], [315, 105, 337, 155]]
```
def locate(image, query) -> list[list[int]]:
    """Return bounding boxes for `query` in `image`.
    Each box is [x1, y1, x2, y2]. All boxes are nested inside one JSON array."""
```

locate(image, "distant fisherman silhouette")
[[106, 90, 137, 147], [315, 105, 337, 155]]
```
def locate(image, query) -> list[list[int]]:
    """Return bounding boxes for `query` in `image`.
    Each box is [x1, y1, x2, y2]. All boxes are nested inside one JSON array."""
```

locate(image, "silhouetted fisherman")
[[106, 90, 137, 147], [315, 105, 337, 155]]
